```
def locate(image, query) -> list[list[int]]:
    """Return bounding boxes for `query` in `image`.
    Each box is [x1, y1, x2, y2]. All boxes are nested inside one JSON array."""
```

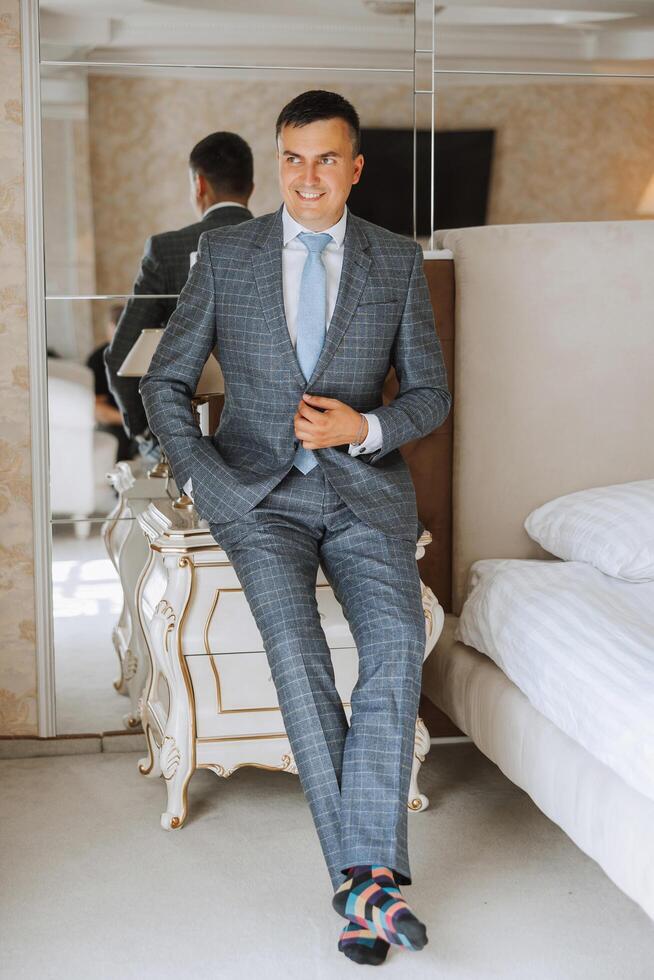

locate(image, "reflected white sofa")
[[48, 358, 118, 535]]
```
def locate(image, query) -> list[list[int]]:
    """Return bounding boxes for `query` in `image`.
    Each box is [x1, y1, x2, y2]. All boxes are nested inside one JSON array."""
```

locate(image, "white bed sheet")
[[457, 558, 654, 804]]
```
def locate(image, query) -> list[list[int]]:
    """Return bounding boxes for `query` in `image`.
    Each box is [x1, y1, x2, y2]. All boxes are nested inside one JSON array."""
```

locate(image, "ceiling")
[[38, 0, 654, 73]]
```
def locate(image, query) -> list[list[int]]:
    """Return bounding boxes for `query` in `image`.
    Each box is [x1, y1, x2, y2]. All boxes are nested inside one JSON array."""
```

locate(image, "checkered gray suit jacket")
[[140, 206, 451, 542], [105, 205, 253, 437]]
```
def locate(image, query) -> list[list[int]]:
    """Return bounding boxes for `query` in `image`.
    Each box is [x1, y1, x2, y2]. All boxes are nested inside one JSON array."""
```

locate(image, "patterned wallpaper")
[[87, 75, 654, 294], [87, 76, 415, 295], [0, 0, 38, 735]]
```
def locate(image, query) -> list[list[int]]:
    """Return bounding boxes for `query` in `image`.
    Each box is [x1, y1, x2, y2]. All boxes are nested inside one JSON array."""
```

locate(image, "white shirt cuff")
[[348, 413, 382, 457], [183, 477, 193, 496]]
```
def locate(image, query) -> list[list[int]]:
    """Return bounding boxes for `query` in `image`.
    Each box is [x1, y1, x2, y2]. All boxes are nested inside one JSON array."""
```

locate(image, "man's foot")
[[332, 865, 428, 951], [338, 922, 390, 966]]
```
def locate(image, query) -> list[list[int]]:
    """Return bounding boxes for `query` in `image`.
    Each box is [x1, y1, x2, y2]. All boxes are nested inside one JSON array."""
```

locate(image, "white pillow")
[[524, 479, 654, 582]]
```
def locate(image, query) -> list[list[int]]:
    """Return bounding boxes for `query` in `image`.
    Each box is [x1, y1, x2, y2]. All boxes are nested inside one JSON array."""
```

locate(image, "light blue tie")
[[293, 231, 332, 474]]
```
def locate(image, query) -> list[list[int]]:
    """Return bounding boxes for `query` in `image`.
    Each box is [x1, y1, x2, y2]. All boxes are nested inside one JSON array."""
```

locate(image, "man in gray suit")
[[104, 131, 254, 442], [140, 91, 450, 966]]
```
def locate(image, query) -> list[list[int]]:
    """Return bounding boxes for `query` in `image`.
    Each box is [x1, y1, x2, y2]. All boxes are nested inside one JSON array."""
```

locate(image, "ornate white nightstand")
[[102, 461, 177, 728], [136, 500, 444, 829]]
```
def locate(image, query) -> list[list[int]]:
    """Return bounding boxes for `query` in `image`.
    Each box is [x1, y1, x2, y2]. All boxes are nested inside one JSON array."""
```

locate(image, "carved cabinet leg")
[[149, 596, 193, 830], [138, 715, 162, 780], [111, 624, 129, 696], [148, 556, 195, 831], [408, 716, 431, 812], [103, 477, 130, 697], [121, 648, 141, 729], [160, 733, 191, 830]]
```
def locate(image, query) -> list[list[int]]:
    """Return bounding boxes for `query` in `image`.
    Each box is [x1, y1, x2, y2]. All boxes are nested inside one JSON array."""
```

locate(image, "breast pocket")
[[358, 288, 400, 307]]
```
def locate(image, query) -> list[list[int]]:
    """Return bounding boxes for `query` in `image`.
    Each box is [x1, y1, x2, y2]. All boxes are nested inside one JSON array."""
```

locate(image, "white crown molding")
[[38, 12, 654, 72], [594, 24, 654, 57], [39, 9, 112, 47], [40, 75, 89, 113]]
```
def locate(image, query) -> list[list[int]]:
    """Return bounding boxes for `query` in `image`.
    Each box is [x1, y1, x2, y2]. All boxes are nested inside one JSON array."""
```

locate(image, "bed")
[[422, 219, 654, 920]]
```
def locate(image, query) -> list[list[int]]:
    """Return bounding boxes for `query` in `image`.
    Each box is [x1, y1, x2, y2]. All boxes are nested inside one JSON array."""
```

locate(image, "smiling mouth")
[[295, 190, 325, 202]]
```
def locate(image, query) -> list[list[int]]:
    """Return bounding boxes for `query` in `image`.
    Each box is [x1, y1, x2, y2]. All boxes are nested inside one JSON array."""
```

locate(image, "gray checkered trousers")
[[140, 206, 451, 889]]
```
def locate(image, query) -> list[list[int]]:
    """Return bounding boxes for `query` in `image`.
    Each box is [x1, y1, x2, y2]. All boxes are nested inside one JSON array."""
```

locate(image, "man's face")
[[277, 117, 364, 231]]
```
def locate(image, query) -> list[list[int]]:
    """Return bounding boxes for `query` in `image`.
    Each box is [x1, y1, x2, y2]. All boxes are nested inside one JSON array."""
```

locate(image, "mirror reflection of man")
[[140, 91, 450, 966], [104, 131, 254, 449], [85, 303, 135, 462]]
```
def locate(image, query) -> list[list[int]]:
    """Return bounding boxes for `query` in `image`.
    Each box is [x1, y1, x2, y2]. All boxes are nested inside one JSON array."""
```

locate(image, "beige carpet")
[[1, 743, 652, 979]]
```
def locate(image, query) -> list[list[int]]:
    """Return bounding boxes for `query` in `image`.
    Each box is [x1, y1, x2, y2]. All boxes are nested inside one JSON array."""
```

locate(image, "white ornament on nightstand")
[[102, 460, 177, 728]]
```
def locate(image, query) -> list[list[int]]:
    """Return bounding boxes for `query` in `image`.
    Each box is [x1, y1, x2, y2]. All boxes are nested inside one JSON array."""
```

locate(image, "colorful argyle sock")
[[338, 922, 390, 966], [332, 865, 427, 951]]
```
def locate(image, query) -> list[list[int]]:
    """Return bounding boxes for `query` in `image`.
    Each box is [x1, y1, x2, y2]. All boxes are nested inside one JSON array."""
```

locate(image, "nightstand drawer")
[[199, 582, 355, 655], [188, 647, 360, 739]]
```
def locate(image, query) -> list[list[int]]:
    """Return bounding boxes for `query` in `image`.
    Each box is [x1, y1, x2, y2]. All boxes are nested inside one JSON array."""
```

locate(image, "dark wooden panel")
[[383, 259, 455, 611], [424, 259, 455, 341], [419, 694, 464, 738], [207, 394, 224, 432]]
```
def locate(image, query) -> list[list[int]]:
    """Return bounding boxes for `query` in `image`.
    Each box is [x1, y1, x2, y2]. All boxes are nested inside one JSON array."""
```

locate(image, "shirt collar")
[[203, 201, 249, 219], [282, 204, 348, 248]]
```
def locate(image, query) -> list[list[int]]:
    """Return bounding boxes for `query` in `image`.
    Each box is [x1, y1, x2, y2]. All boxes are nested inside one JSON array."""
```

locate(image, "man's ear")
[[195, 172, 206, 197], [352, 153, 364, 186]]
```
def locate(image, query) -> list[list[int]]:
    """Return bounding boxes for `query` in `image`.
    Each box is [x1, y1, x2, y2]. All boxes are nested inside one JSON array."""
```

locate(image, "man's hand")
[[293, 393, 368, 450], [94, 395, 123, 427]]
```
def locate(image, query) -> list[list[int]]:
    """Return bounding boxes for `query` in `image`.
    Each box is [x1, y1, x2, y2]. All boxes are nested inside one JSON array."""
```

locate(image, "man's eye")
[[321, 157, 335, 165]]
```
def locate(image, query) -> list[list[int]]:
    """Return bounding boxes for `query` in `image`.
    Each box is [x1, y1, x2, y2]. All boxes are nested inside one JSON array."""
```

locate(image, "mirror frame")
[[23, 0, 55, 735]]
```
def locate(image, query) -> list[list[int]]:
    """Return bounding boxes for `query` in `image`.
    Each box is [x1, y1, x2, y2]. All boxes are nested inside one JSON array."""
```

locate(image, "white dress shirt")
[[281, 204, 382, 457], [202, 201, 251, 219], [182, 204, 383, 497]]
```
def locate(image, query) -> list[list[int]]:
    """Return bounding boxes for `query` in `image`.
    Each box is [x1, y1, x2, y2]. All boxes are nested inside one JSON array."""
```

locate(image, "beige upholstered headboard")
[[437, 221, 654, 614]]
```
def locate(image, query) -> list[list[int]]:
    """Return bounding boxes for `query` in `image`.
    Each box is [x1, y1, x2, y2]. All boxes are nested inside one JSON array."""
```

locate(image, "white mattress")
[[457, 558, 654, 804], [425, 618, 654, 923]]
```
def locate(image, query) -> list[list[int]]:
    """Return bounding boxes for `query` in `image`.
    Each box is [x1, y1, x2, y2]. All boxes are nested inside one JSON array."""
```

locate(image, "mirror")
[[37, 0, 654, 735]]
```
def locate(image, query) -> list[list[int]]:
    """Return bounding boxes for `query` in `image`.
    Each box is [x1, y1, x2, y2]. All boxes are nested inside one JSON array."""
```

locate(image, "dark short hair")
[[189, 132, 254, 197], [275, 90, 361, 156]]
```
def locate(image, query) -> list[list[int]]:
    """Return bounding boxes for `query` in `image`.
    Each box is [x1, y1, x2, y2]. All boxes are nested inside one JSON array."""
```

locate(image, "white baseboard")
[[0, 731, 146, 760]]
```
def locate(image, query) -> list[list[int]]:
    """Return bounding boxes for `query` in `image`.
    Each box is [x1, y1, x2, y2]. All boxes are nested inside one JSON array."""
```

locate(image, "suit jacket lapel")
[[306, 212, 371, 389], [251, 207, 307, 389], [251, 207, 372, 391]]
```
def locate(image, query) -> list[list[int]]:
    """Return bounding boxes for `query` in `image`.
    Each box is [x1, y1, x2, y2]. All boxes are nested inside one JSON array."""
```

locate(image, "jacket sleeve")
[[104, 236, 173, 438], [138, 232, 217, 491], [365, 243, 451, 464]]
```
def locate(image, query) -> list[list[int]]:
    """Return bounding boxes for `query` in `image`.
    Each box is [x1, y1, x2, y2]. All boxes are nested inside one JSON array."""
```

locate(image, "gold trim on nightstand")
[[139, 723, 156, 775], [198, 753, 297, 778], [203, 587, 282, 714], [149, 540, 232, 557], [196, 731, 290, 743]]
